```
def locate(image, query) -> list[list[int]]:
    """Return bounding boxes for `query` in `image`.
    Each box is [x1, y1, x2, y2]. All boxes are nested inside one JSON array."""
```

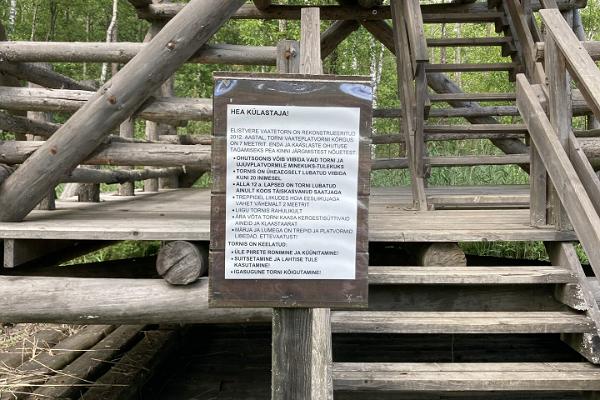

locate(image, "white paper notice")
[[225, 105, 360, 280]]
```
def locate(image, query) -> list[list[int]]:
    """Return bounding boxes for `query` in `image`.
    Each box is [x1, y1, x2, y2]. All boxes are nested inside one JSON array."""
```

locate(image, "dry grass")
[[0, 324, 80, 398]]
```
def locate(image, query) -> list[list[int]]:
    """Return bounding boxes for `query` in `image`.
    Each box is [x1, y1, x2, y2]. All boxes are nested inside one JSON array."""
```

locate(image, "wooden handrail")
[[540, 9, 600, 120], [517, 73, 600, 283]]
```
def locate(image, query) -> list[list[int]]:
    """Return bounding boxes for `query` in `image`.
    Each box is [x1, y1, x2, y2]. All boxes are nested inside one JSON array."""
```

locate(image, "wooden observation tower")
[[1, 0, 600, 398]]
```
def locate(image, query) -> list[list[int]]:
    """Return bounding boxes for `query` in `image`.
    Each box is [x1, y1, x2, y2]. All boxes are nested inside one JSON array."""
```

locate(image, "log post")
[[144, 18, 165, 193], [118, 117, 136, 196], [27, 64, 56, 210], [415, 243, 467, 266], [271, 9, 333, 400], [156, 241, 208, 285], [0, 0, 246, 222]]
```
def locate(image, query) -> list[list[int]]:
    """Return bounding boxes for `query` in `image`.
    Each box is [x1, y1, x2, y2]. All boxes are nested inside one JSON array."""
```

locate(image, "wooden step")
[[429, 92, 516, 102], [424, 123, 527, 134], [368, 266, 577, 285], [427, 37, 512, 47], [426, 63, 517, 73], [331, 311, 593, 334], [333, 362, 600, 391]]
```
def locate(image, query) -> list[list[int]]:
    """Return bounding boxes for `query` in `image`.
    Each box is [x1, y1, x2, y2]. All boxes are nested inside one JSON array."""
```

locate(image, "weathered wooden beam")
[[372, 154, 531, 170], [134, 0, 583, 21], [320, 20, 360, 59], [391, 0, 427, 210], [80, 329, 178, 400], [415, 243, 467, 266], [0, 61, 95, 91], [30, 325, 144, 400], [4, 239, 113, 269], [0, 141, 211, 168], [63, 166, 183, 184], [156, 241, 207, 285], [0, 276, 271, 324], [0, 42, 277, 65], [545, 32, 572, 230], [0, 87, 212, 123], [271, 10, 332, 400], [536, 40, 600, 61], [0, 325, 115, 400], [0, 110, 60, 137], [118, 118, 135, 196], [0, 0, 245, 222]]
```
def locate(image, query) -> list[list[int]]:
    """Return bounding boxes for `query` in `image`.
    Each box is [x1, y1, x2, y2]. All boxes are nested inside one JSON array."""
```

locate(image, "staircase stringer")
[[547, 242, 600, 364]]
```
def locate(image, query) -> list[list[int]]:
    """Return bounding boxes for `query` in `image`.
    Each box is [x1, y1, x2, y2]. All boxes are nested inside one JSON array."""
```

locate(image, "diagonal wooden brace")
[[0, 0, 245, 222]]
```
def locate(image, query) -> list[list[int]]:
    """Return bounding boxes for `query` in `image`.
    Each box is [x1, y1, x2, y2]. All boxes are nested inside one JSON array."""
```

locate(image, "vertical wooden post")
[[144, 16, 165, 193], [271, 8, 332, 400], [545, 34, 572, 230], [27, 63, 56, 210], [118, 117, 135, 196], [390, 0, 428, 210]]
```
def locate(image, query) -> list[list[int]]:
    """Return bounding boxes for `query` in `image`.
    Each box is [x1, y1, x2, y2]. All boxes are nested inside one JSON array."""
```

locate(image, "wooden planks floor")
[[0, 186, 576, 242], [142, 324, 588, 400]]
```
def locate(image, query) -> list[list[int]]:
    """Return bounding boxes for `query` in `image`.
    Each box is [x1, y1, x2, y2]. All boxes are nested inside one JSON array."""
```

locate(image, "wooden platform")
[[0, 186, 575, 242]]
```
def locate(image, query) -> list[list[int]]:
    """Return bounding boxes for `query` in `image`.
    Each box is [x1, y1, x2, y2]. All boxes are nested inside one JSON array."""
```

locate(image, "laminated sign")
[[210, 73, 372, 308]]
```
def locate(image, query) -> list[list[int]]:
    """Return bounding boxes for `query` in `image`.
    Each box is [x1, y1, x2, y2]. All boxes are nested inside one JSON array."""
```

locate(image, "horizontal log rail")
[[64, 167, 183, 184], [0, 141, 211, 168], [131, 1, 583, 21], [0, 42, 277, 65], [0, 87, 211, 123], [535, 40, 600, 61], [0, 86, 590, 126], [373, 155, 530, 170]]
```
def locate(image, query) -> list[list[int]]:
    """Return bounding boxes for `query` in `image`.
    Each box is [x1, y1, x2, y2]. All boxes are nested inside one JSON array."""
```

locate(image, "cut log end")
[[416, 242, 467, 266], [156, 241, 208, 285]]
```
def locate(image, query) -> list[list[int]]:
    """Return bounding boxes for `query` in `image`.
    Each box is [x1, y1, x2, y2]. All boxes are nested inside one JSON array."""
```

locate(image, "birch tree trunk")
[[101, 0, 119, 83], [8, 0, 17, 38]]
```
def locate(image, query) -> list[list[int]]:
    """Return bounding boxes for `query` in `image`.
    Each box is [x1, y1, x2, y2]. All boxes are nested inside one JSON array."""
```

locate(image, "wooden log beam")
[[0, 42, 276, 65], [3, 238, 111, 268], [80, 330, 178, 400], [0, 61, 95, 91], [0, 141, 211, 168], [415, 243, 467, 266], [30, 325, 144, 400], [372, 132, 526, 143], [0, 325, 115, 400], [134, 1, 583, 21], [64, 166, 183, 184], [271, 10, 332, 400], [0, 87, 212, 123], [0, 111, 60, 137], [0, 0, 245, 222], [536, 40, 600, 61], [155, 241, 208, 285], [0, 276, 271, 324], [371, 154, 531, 170], [320, 20, 360, 59]]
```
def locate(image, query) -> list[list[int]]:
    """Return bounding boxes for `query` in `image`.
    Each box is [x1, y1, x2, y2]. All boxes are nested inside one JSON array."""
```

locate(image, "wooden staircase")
[[329, 253, 600, 396], [328, 0, 600, 397]]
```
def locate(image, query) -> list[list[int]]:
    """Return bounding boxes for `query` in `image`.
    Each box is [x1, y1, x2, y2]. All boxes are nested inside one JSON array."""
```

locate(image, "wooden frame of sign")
[[210, 72, 371, 308]]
